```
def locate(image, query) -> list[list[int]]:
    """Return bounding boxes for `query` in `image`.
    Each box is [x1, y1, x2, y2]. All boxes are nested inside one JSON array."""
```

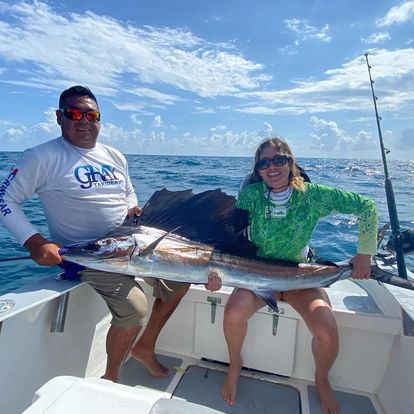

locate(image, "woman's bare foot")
[[220, 358, 243, 405], [315, 375, 340, 414], [130, 348, 169, 377]]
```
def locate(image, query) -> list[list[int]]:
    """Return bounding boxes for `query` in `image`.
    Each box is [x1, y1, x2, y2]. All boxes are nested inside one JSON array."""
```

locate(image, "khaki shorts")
[[142, 277, 189, 303], [80, 269, 147, 329]]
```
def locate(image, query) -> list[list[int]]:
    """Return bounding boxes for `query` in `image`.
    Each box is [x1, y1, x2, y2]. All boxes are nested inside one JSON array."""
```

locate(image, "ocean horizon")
[[0, 149, 410, 162]]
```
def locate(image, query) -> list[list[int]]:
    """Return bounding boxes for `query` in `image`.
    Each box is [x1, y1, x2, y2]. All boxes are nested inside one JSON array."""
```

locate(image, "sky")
[[0, 0, 413, 159]]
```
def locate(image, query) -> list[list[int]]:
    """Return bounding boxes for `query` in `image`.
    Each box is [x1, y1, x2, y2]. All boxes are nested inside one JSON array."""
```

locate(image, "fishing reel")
[[386, 228, 414, 256]]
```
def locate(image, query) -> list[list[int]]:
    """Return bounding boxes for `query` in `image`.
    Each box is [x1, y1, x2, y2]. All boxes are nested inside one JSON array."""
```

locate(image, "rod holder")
[[50, 292, 70, 333]]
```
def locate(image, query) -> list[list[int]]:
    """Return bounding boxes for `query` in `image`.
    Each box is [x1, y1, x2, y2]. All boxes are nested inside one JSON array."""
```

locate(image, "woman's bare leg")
[[284, 288, 339, 414]]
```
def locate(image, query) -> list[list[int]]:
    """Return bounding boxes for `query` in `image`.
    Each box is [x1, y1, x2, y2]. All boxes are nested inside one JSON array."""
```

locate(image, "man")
[[0, 85, 212, 381]]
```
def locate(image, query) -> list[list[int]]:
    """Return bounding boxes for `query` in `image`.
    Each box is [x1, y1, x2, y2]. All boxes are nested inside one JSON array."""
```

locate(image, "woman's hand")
[[205, 271, 222, 291], [349, 253, 372, 279]]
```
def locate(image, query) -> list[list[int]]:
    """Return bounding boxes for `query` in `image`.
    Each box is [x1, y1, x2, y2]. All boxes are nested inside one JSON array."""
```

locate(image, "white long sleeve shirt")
[[0, 137, 138, 246]]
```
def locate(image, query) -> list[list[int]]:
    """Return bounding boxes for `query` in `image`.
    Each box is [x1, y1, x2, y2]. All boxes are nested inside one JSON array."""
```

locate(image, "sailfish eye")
[[95, 237, 136, 258]]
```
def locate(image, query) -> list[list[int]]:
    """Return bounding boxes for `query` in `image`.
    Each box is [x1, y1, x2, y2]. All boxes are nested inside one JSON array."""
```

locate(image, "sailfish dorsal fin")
[[119, 188, 257, 258]]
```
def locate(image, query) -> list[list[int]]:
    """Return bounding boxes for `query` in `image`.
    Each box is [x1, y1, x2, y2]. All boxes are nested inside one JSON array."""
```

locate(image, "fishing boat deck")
[[24, 352, 383, 413], [2, 273, 412, 414], [121, 352, 382, 414]]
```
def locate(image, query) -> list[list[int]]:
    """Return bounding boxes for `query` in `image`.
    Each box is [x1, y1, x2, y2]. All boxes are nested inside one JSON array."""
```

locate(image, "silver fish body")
[[62, 225, 351, 292]]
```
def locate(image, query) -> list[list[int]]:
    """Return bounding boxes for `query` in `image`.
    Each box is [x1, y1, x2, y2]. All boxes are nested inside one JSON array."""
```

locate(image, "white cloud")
[[361, 32, 391, 44], [193, 106, 216, 114], [376, 1, 414, 27], [261, 122, 273, 136], [236, 105, 308, 115], [128, 87, 181, 105], [284, 18, 332, 43], [278, 44, 298, 56], [205, 126, 261, 152], [205, 16, 223, 24], [151, 115, 162, 128], [98, 123, 147, 153], [348, 116, 372, 123], [309, 116, 375, 153], [236, 48, 414, 115], [0, 1, 269, 98], [113, 103, 145, 112], [113, 103, 154, 116], [1, 127, 27, 148], [131, 114, 142, 125], [309, 117, 348, 150], [395, 128, 414, 150], [353, 130, 375, 150], [0, 107, 59, 150], [0, 119, 16, 126]]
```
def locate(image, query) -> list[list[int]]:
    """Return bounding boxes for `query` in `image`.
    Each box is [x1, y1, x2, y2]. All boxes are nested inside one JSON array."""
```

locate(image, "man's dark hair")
[[59, 85, 98, 108]]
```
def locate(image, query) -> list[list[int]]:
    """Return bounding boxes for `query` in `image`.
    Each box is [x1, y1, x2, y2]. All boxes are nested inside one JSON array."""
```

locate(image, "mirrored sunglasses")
[[60, 107, 101, 123], [256, 155, 290, 170]]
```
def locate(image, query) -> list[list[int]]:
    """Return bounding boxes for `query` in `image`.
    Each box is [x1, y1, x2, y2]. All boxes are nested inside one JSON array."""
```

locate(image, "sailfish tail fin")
[[254, 290, 279, 312]]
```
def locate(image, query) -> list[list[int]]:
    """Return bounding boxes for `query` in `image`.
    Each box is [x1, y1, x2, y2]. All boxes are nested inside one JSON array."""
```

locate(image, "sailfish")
[[60, 188, 414, 311]]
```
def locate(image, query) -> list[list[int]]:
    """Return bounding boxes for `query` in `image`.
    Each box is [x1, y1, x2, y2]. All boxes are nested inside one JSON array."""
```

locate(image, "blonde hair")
[[251, 137, 306, 191]]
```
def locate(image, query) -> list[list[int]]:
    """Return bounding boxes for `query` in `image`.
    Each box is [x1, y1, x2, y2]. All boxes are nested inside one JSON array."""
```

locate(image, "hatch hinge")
[[207, 296, 222, 324], [268, 306, 284, 336]]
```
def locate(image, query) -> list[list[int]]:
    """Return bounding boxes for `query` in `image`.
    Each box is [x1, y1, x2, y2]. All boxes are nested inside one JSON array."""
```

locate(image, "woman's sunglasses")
[[60, 107, 101, 123], [256, 155, 290, 170]]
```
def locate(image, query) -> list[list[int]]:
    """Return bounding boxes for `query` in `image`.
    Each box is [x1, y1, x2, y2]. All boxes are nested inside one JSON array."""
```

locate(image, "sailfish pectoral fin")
[[138, 226, 181, 257], [254, 290, 279, 312]]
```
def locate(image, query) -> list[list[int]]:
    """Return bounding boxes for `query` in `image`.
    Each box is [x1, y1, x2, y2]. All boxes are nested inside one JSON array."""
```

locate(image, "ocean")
[[0, 152, 413, 296]]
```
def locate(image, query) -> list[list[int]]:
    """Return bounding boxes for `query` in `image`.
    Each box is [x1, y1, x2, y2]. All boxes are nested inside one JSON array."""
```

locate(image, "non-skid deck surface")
[[173, 365, 300, 414], [120, 354, 183, 391], [308, 385, 378, 414], [120, 355, 378, 414]]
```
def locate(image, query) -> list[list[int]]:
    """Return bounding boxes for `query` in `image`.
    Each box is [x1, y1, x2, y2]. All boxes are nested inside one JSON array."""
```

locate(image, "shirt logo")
[[0, 167, 18, 216], [74, 164, 123, 189], [266, 205, 288, 218]]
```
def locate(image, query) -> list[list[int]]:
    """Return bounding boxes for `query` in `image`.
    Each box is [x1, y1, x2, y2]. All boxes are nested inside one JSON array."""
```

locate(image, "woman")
[[220, 137, 378, 414]]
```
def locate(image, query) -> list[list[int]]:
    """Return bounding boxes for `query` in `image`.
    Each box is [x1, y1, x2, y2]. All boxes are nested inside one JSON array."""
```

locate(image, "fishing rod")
[[0, 248, 70, 263], [0, 256, 31, 262], [364, 53, 408, 278]]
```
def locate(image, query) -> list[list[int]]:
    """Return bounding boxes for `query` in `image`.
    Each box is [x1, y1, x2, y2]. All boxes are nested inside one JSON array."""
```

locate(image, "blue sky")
[[0, 0, 413, 159]]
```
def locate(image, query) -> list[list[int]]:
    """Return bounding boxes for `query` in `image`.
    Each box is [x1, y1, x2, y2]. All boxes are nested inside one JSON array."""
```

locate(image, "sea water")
[[0, 152, 413, 295]]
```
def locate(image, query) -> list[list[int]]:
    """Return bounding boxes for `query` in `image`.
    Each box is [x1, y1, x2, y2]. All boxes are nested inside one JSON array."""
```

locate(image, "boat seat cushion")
[[24, 376, 225, 414]]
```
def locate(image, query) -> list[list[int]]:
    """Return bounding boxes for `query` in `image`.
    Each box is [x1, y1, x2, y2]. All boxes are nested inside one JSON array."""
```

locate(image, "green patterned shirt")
[[236, 182, 378, 262]]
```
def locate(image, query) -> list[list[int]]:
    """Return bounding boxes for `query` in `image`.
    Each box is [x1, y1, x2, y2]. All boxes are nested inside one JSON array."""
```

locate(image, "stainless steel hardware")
[[207, 296, 221, 324]]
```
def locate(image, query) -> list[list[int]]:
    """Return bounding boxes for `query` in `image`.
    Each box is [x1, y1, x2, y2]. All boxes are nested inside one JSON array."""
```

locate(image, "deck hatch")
[[307, 385, 378, 414], [174, 365, 300, 413]]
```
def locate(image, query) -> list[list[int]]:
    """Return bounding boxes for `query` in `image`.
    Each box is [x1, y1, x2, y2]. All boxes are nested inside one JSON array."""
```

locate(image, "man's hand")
[[24, 233, 63, 266], [127, 206, 142, 218], [349, 253, 372, 279], [205, 271, 222, 291]]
